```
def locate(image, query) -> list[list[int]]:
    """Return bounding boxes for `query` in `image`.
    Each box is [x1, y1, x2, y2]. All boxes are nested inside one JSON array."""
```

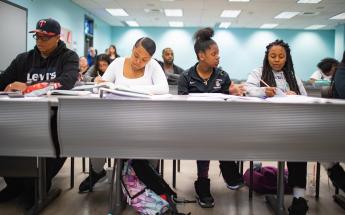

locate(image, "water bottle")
[[253, 161, 262, 171], [307, 163, 316, 196]]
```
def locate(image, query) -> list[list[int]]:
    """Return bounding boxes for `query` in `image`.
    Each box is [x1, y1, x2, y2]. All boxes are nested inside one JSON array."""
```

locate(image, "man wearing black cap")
[[0, 18, 78, 91], [0, 18, 78, 207]]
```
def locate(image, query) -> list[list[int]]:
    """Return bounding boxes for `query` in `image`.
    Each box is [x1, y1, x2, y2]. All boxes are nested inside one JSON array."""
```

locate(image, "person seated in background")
[[87, 46, 97, 67], [82, 54, 110, 82], [246, 40, 308, 215], [0, 18, 78, 208], [178, 27, 245, 209], [308, 58, 339, 84], [157, 47, 184, 85], [78, 56, 89, 80], [78, 37, 168, 193], [322, 51, 345, 192], [108, 44, 120, 63]]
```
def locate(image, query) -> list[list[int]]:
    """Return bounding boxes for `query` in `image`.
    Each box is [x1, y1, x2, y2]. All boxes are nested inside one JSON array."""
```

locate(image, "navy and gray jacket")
[[178, 63, 231, 95], [333, 64, 345, 99], [157, 60, 184, 85]]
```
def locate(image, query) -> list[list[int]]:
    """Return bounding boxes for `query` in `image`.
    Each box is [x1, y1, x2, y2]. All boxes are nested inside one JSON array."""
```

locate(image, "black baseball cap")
[[29, 18, 61, 36]]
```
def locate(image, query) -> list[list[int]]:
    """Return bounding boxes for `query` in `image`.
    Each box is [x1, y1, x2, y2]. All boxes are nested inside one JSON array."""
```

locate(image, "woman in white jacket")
[[78, 37, 169, 193], [245, 40, 309, 215]]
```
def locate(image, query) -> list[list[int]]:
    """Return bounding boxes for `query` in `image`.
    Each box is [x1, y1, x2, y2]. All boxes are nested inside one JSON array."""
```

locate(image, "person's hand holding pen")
[[260, 79, 276, 97]]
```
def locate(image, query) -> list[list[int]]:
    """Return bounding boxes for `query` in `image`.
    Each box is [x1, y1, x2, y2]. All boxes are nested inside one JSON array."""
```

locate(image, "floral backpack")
[[121, 161, 170, 215]]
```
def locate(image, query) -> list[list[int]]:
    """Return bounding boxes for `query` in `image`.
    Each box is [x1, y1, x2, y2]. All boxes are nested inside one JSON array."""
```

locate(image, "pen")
[[260, 79, 271, 87]]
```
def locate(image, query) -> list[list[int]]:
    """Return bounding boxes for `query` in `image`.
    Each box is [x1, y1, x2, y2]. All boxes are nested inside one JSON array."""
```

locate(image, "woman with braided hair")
[[246, 40, 309, 215], [246, 39, 307, 97]]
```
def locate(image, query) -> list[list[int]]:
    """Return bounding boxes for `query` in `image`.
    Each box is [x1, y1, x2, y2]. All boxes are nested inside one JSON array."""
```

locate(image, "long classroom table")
[[57, 96, 345, 215], [0, 98, 59, 215]]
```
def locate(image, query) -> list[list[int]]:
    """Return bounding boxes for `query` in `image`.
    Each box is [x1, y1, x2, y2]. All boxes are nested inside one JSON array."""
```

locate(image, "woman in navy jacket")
[[178, 27, 245, 208]]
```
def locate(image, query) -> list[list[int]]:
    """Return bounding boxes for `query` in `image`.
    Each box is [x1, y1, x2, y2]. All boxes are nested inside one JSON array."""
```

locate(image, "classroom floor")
[[0, 159, 344, 215]]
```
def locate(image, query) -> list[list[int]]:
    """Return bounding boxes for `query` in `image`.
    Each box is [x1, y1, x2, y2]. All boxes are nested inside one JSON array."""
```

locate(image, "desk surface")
[[57, 97, 345, 162]]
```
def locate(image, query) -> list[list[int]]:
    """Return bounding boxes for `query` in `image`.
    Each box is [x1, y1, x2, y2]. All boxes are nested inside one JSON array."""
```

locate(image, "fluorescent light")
[[164, 9, 183, 17], [330, 12, 345, 20], [260, 24, 278, 29], [219, 22, 231, 28], [169, 21, 183, 27], [297, 0, 322, 3], [106, 8, 129, 16], [228, 0, 250, 2], [274, 12, 299, 19], [305, 25, 326, 29], [125, 21, 139, 27], [220, 10, 241, 18]]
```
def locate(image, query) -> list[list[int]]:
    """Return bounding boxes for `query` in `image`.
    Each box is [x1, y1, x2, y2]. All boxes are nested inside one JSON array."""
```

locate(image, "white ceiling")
[[72, 0, 345, 29]]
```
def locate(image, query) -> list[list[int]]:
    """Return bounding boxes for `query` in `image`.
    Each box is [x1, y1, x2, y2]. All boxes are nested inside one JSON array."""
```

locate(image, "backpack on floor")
[[121, 161, 170, 215], [243, 166, 292, 194]]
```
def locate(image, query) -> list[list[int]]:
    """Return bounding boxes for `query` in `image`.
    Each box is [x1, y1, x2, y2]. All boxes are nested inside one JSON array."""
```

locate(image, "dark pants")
[[3, 157, 66, 196], [131, 159, 176, 197], [197, 160, 239, 179], [287, 162, 307, 188]]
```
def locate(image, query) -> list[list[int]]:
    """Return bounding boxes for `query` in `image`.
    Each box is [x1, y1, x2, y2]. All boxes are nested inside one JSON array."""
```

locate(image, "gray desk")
[[57, 97, 345, 215], [57, 97, 345, 161], [0, 99, 59, 215], [0, 99, 55, 157]]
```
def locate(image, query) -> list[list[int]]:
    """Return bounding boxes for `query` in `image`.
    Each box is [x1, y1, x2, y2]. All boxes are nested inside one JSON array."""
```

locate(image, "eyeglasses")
[[32, 34, 55, 41]]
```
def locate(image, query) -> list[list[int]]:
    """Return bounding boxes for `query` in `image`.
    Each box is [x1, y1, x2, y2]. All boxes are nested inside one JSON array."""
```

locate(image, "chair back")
[[320, 86, 331, 98]]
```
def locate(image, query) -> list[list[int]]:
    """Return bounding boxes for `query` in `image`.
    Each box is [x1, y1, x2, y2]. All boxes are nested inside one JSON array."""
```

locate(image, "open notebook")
[[99, 87, 152, 98]]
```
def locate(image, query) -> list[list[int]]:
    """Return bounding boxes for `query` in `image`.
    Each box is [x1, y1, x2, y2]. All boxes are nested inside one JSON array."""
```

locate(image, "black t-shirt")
[[177, 63, 231, 95]]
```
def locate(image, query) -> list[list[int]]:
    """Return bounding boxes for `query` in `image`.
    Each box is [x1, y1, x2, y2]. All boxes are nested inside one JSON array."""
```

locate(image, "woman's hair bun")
[[194, 27, 214, 42]]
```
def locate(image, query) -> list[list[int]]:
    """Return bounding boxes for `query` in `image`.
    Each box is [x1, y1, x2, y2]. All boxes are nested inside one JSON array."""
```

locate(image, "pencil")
[[260, 79, 271, 87]]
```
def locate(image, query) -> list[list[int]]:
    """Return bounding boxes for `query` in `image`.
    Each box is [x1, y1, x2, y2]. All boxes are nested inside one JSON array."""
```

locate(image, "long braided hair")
[[261, 40, 301, 94]]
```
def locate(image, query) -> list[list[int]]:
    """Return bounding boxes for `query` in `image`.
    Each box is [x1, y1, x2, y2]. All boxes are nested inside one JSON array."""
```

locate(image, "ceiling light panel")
[[164, 9, 183, 17], [106, 8, 129, 16], [297, 0, 322, 3], [219, 22, 231, 28], [260, 24, 278, 29], [305, 25, 326, 29], [220, 10, 241, 18], [330, 12, 345, 20], [169, 21, 184, 27], [125, 21, 139, 27], [275, 12, 300, 19]]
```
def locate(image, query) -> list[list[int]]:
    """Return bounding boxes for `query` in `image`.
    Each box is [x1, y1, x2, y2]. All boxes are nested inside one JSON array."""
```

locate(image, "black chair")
[[321, 86, 345, 209]]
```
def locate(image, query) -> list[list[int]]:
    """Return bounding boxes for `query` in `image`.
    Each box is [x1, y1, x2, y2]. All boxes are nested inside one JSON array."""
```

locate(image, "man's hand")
[[4, 82, 27, 92]]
